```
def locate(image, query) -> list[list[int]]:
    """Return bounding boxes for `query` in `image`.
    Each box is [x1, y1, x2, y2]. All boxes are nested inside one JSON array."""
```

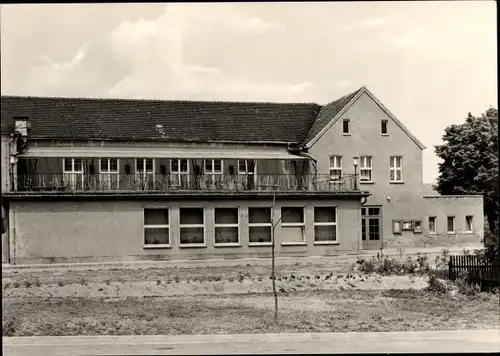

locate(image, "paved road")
[[3, 330, 500, 355]]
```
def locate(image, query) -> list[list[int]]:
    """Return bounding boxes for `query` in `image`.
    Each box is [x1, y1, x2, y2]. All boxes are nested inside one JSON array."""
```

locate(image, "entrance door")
[[361, 206, 383, 250]]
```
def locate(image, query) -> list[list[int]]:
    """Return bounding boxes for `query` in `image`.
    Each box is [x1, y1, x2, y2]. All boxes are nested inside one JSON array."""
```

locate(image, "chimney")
[[14, 116, 31, 137]]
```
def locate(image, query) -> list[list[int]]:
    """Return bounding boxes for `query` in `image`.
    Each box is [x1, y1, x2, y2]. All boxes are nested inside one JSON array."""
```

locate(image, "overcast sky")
[[1, 2, 497, 183]]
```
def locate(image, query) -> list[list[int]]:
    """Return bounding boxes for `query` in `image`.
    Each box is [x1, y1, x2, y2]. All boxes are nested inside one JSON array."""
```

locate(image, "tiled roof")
[[1, 96, 321, 144], [302, 87, 364, 144], [0, 88, 365, 145]]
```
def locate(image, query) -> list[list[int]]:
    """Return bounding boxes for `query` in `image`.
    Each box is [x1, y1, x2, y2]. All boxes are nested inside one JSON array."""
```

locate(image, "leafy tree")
[[434, 108, 498, 258]]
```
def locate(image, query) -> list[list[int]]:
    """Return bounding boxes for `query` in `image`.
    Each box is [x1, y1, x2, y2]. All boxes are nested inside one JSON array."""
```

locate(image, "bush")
[[2, 317, 17, 337], [455, 277, 481, 297], [356, 252, 431, 276], [426, 275, 448, 295]]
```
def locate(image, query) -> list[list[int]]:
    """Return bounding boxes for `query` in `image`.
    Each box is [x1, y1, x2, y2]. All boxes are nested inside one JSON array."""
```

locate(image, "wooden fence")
[[448, 255, 500, 290]]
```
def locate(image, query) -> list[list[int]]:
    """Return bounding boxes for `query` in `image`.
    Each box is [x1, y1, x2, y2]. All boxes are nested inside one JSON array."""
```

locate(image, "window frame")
[[280, 206, 305, 227], [359, 156, 373, 183], [99, 158, 119, 190], [428, 216, 437, 234], [237, 160, 257, 175], [447, 216, 456, 234], [214, 207, 240, 247], [465, 215, 474, 233], [362, 207, 382, 241], [143, 207, 171, 249], [179, 207, 206, 247], [342, 119, 350, 135], [63, 158, 84, 190], [170, 159, 190, 187], [389, 156, 403, 183], [313, 206, 338, 245], [329, 155, 343, 182], [248, 206, 273, 246], [381, 120, 388, 135]]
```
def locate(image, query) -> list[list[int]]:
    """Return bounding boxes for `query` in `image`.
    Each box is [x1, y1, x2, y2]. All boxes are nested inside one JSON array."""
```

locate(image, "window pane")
[[74, 159, 82, 171], [396, 170, 402, 181], [137, 159, 144, 171], [238, 160, 246, 172], [315, 225, 337, 241], [172, 159, 179, 172], [343, 119, 349, 133], [180, 227, 204, 244], [249, 226, 271, 243], [215, 226, 238, 244], [429, 217, 436, 232], [361, 208, 366, 216], [110, 159, 118, 172], [396, 157, 402, 168], [180, 159, 188, 172], [360, 170, 371, 181], [214, 160, 222, 172], [466, 216, 473, 231], [368, 208, 380, 216], [180, 208, 204, 225], [281, 207, 304, 223], [368, 218, 380, 240], [390, 156, 395, 168], [314, 207, 336, 223], [64, 158, 72, 171], [447, 217, 454, 232], [362, 219, 366, 240], [390, 170, 395, 181], [215, 208, 238, 225], [381, 120, 388, 134], [205, 160, 213, 171], [100, 159, 108, 172], [145, 159, 154, 172], [249, 207, 271, 224], [144, 209, 169, 225], [144, 228, 169, 245], [330, 169, 341, 180]]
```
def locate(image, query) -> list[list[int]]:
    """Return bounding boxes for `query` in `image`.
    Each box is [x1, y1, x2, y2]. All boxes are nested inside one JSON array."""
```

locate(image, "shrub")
[[2, 317, 17, 337], [455, 277, 480, 297], [426, 275, 448, 295]]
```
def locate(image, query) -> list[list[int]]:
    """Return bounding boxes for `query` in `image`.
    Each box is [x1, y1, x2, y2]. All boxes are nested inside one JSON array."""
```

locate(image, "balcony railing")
[[14, 173, 359, 193]]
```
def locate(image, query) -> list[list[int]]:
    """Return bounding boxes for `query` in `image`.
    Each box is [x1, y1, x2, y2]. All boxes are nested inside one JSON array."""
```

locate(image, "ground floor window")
[[180, 208, 205, 245], [143, 208, 170, 247], [465, 215, 473, 233], [214, 208, 239, 244], [248, 207, 272, 244], [447, 216, 455, 233], [281, 206, 306, 244], [314, 206, 337, 242], [428, 216, 437, 234], [362, 206, 381, 241]]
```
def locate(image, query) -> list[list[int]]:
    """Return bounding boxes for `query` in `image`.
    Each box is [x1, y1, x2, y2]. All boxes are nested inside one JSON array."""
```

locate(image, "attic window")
[[342, 119, 350, 134], [381, 120, 388, 135]]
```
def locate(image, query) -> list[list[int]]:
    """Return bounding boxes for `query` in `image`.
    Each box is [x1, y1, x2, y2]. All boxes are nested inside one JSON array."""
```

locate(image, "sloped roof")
[[0, 96, 320, 144], [302, 87, 364, 144], [0, 87, 425, 149]]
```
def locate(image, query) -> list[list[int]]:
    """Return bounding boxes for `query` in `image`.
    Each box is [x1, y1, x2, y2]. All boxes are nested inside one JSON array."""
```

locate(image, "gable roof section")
[[302, 87, 364, 145], [0, 96, 320, 144], [303, 86, 426, 150]]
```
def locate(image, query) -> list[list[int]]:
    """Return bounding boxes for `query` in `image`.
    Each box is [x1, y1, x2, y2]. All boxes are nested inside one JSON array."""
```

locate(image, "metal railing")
[[14, 173, 359, 193]]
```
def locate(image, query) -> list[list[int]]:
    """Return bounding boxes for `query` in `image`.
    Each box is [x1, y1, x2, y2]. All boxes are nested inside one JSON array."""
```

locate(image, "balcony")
[[14, 173, 359, 194]]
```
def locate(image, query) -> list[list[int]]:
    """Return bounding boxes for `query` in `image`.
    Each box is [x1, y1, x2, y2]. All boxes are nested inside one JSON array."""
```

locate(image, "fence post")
[[448, 257, 453, 280]]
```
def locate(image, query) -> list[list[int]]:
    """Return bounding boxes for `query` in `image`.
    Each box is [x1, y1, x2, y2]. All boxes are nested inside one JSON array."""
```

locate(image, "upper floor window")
[[99, 158, 119, 190], [329, 155, 342, 182], [381, 120, 388, 135], [63, 158, 84, 190], [238, 160, 256, 175], [389, 156, 403, 182], [342, 119, 350, 134], [136, 158, 154, 174], [359, 156, 372, 182], [205, 159, 223, 183]]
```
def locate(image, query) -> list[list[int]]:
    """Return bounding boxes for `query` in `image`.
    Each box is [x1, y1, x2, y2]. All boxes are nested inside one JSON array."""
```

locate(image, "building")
[[0, 86, 484, 264]]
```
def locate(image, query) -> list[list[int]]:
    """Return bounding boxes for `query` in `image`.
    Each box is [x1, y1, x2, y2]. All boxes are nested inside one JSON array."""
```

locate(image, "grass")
[[3, 289, 498, 337]]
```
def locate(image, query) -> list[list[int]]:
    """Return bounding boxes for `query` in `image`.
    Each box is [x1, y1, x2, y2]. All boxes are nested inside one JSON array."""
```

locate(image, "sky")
[[0, 2, 497, 183]]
